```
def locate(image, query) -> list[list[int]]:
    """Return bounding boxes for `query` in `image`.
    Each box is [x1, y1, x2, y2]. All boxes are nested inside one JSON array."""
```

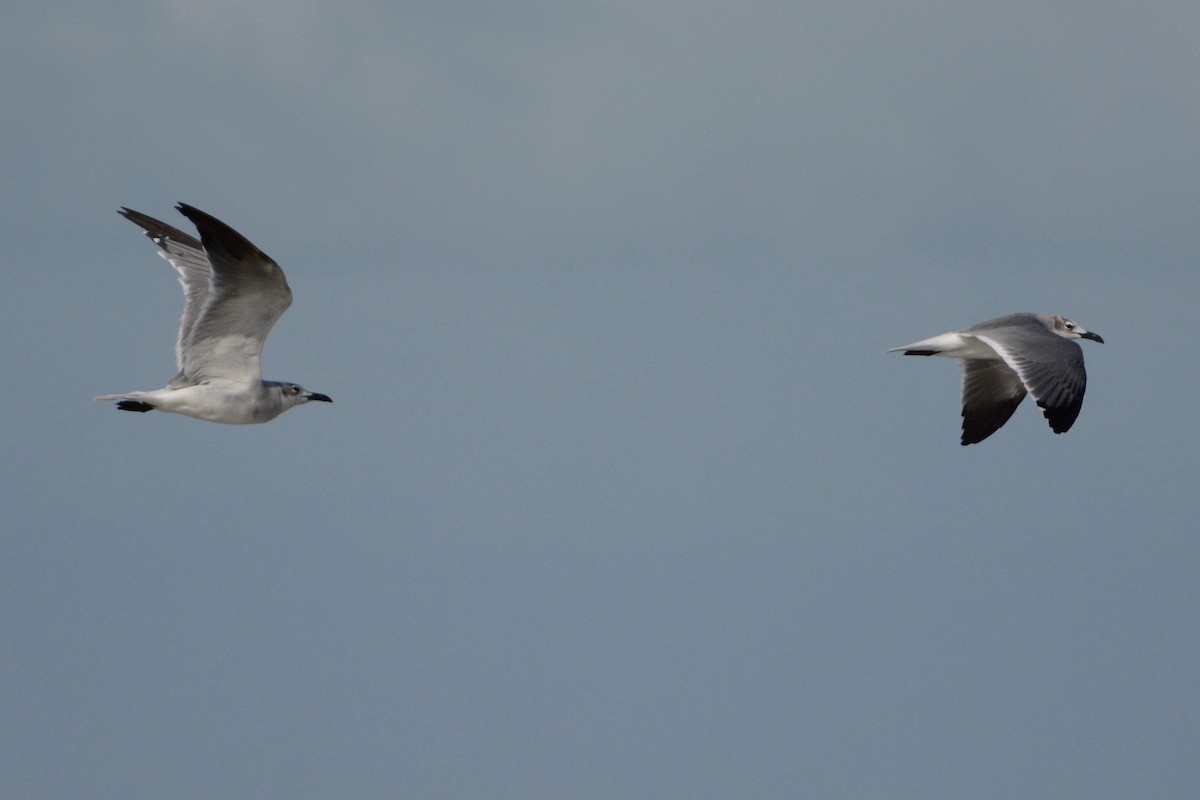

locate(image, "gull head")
[[1047, 315, 1104, 344], [278, 382, 333, 410]]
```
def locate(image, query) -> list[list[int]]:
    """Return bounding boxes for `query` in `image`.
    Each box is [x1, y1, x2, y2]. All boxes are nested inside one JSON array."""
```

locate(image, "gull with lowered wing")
[[887, 313, 1103, 445]]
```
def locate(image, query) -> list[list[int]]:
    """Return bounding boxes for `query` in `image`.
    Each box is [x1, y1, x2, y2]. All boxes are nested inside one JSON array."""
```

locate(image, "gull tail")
[[95, 393, 156, 413], [885, 332, 969, 356]]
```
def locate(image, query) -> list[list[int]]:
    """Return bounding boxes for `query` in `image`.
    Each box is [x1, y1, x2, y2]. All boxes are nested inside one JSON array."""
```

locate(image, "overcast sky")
[[3, 1, 1199, 798]]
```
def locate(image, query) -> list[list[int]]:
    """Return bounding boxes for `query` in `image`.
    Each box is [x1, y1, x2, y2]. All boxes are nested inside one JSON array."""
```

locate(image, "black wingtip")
[[174, 202, 212, 228], [904, 349, 939, 356], [118, 206, 204, 250], [115, 400, 155, 413], [1036, 399, 1083, 435], [174, 203, 272, 263], [175, 202, 220, 227]]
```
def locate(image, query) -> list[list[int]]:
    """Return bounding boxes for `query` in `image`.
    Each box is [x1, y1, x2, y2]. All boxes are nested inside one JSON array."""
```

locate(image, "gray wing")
[[119, 208, 212, 384], [173, 203, 293, 384], [972, 328, 1087, 434], [960, 359, 1028, 445]]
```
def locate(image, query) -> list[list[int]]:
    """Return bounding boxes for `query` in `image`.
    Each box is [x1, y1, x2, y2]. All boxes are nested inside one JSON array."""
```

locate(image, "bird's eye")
[[1065, 322, 1075, 329]]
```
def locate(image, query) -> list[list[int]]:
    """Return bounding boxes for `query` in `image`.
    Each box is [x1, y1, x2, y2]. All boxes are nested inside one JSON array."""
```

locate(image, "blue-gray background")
[[4, 2, 1198, 797]]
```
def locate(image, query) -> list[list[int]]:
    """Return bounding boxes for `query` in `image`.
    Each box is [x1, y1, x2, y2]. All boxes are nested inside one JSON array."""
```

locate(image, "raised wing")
[[119, 207, 212, 380], [972, 330, 1087, 434], [172, 203, 293, 384], [959, 358, 1027, 445]]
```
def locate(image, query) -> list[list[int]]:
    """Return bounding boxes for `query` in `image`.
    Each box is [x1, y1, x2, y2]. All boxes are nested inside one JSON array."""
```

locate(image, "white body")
[[102, 381, 307, 425]]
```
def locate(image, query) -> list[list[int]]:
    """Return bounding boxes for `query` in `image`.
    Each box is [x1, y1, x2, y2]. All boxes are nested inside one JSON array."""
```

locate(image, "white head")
[[1046, 315, 1104, 343]]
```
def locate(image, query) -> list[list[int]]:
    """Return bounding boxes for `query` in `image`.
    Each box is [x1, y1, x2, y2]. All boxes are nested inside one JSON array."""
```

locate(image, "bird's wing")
[[173, 203, 293, 384], [972, 330, 1087, 434], [959, 358, 1027, 445], [119, 207, 212, 381]]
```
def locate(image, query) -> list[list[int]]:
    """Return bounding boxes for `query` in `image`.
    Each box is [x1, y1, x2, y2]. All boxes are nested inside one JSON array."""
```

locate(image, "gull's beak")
[[307, 392, 333, 403], [1080, 331, 1104, 344]]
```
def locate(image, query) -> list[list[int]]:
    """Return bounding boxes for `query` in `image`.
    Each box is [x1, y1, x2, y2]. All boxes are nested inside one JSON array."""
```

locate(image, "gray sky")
[[4, 1, 1199, 797]]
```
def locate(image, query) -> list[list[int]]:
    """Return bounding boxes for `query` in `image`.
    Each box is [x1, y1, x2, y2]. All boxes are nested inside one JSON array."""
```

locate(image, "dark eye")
[[1065, 322, 1075, 329]]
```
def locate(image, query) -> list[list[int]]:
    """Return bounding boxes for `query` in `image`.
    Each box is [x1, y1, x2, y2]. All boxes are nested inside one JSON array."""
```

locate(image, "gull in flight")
[[887, 313, 1103, 445], [96, 203, 332, 424]]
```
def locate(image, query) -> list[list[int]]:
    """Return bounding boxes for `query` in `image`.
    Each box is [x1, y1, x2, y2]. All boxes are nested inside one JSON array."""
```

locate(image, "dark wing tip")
[[119, 206, 203, 250], [1037, 398, 1084, 434], [175, 203, 274, 265], [175, 203, 231, 236], [960, 422, 1001, 446], [961, 408, 1006, 445], [959, 362, 1025, 445], [960, 397, 1025, 445], [118, 206, 152, 225], [174, 202, 207, 222], [1031, 370, 1086, 435]]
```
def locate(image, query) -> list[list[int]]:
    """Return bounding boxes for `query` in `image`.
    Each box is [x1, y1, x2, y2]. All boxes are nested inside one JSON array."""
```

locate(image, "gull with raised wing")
[[96, 203, 332, 423], [887, 313, 1103, 445]]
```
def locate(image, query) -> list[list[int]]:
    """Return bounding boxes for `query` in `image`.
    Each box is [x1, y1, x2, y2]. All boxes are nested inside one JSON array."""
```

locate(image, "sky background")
[[3, 1, 1199, 797]]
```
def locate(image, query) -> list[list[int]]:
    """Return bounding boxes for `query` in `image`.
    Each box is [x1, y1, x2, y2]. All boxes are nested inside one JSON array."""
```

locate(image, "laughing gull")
[[887, 313, 1103, 445], [96, 203, 332, 424]]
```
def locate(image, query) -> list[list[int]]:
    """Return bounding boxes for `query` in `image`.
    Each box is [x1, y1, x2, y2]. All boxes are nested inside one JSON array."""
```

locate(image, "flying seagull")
[[96, 203, 331, 424], [887, 313, 1103, 445]]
